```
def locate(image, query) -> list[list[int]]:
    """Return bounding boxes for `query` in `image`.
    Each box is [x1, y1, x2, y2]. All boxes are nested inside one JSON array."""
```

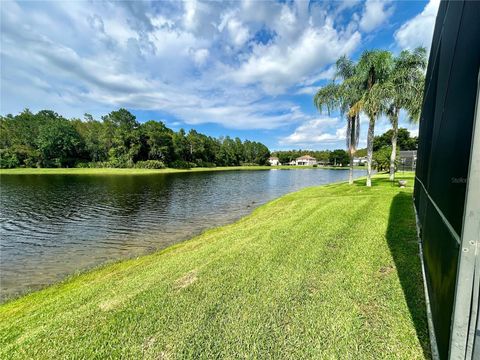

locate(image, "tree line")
[[272, 127, 417, 168], [0, 109, 271, 169], [314, 47, 426, 185]]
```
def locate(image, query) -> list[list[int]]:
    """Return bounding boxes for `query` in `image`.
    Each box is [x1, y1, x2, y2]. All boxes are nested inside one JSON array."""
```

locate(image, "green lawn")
[[0, 173, 430, 359], [0, 165, 358, 175]]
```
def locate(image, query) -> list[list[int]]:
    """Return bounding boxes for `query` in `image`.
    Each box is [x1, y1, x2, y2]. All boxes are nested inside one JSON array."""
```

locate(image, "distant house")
[[295, 155, 317, 166], [353, 156, 368, 166], [287, 160, 296, 166], [268, 156, 281, 166], [399, 150, 417, 170]]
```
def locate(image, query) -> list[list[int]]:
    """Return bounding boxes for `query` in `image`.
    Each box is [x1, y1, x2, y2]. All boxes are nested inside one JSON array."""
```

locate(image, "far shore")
[[0, 165, 365, 175]]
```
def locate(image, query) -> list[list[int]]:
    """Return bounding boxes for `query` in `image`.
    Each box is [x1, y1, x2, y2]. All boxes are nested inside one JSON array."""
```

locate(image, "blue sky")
[[0, 0, 439, 150]]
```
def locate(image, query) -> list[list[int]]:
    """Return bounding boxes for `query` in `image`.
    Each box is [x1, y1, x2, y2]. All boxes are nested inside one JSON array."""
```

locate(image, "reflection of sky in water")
[[0, 169, 365, 300]]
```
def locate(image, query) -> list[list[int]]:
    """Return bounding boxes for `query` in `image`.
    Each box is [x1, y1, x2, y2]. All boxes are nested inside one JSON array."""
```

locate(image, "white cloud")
[[281, 117, 345, 146], [3, 0, 434, 152], [395, 0, 440, 50], [218, 12, 250, 48], [193, 48, 209, 66], [228, 24, 360, 94], [0, 0, 370, 136], [295, 86, 319, 95], [359, 0, 394, 32], [183, 0, 198, 31]]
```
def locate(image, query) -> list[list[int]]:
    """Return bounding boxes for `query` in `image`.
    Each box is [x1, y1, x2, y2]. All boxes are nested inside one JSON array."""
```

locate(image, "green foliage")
[[373, 128, 418, 151], [134, 160, 166, 169], [0, 109, 270, 168], [169, 160, 196, 169], [36, 115, 83, 167], [373, 146, 399, 171], [357, 128, 417, 158], [386, 47, 427, 124], [329, 149, 349, 166], [0, 149, 19, 168], [313, 48, 425, 184]]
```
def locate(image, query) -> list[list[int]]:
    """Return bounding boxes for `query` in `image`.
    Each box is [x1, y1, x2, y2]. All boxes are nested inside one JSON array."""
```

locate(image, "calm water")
[[0, 169, 365, 300]]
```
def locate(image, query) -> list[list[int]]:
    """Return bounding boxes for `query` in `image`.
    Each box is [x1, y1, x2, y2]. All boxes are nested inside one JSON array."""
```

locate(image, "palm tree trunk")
[[389, 109, 399, 181], [347, 113, 358, 186], [366, 115, 375, 187], [349, 154, 354, 185]]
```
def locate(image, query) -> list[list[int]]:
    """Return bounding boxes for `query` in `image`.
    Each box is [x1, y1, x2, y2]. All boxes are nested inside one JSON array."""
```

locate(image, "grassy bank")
[[0, 165, 359, 175], [0, 173, 429, 359]]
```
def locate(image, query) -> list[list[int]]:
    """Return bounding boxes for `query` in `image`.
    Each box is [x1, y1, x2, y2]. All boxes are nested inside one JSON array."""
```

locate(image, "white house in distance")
[[353, 156, 367, 166], [295, 155, 317, 166], [268, 156, 281, 166]]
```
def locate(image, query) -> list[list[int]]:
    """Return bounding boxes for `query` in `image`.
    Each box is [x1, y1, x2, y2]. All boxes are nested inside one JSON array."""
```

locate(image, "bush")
[[240, 163, 259, 167], [75, 162, 90, 168], [134, 160, 166, 169], [0, 149, 20, 168], [195, 160, 216, 168], [169, 160, 196, 169], [75, 161, 117, 168]]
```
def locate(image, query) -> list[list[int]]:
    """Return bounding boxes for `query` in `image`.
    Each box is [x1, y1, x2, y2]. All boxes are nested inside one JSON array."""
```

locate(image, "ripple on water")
[[0, 169, 366, 300]]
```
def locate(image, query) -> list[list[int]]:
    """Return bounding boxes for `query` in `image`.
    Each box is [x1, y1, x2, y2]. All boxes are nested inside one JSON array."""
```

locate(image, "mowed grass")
[[0, 173, 430, 359]]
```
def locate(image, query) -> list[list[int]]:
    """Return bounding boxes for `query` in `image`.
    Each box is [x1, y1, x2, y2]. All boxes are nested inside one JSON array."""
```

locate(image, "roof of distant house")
[[269, 156, 279, 160], [297, 155, 316, 160]]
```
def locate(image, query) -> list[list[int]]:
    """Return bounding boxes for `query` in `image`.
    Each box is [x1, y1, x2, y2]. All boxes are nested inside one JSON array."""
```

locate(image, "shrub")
[[240, 163, 259, 167], [76, 161, 117, 168], [0, 149, 20, 168], [134, 160, 166, 169], [195, 160, 216, 168], [75, 162, 90, 168], [169, 160, 196, 169]]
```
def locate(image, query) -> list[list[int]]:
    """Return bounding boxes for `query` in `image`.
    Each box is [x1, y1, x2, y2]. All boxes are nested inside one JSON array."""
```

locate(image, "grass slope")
[[0, 173, 430, 359], [0, 165, 357, 176]]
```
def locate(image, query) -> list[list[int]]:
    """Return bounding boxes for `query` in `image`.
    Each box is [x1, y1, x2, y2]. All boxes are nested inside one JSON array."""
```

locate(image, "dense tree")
[[36, 116, 83, 167], [0, 109, 271, 169], [373, 146, 398, 172], [329, 149, 349, 166], [141, 120, 173, 162], [102, 108, 141, 166], [373, 128, 418, 151], [242, 140, 270, 165], [72, 115, 107, 162]]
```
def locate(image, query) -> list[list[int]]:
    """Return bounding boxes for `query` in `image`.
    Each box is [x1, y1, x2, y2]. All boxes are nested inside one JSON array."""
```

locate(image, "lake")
[[0, 168, 365, 300]]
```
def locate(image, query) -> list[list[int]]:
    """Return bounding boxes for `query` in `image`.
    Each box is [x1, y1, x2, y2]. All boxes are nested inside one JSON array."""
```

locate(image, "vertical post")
[[449, 71, 480, 360]]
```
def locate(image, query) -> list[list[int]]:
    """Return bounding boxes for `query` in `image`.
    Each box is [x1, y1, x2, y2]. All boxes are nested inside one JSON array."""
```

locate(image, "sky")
[[0, 0, 440, 150]]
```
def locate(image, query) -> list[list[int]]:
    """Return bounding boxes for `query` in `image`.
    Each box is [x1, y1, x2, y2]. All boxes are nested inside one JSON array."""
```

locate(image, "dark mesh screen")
[[414, 1, 480, 359]]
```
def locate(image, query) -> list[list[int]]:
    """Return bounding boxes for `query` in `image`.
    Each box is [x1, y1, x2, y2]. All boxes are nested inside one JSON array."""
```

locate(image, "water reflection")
[[0, 169, 365, 300]]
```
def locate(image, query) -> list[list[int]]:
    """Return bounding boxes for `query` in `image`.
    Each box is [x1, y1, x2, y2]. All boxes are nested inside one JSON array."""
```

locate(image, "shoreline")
[[0, 165, 364, 175], [1, 171, 365, 303], [0, 172, 427, 359]]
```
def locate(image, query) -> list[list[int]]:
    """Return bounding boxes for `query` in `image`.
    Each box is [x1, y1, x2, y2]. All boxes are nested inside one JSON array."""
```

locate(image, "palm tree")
[[314, 56, 362, 185], [385, 47, 427, 180], [353, 50, 393, 187]]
